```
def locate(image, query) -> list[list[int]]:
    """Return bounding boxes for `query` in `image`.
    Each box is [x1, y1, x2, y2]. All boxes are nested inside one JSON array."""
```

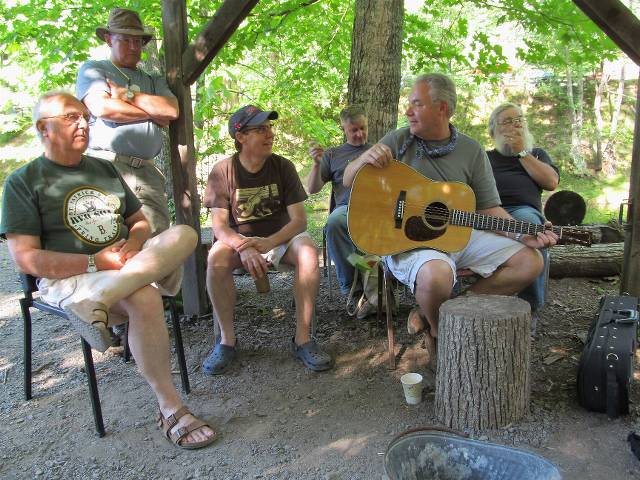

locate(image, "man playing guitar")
[[343, 73, 558, 340]]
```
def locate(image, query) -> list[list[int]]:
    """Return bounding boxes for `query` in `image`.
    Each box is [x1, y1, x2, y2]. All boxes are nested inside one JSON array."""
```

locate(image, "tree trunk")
[[549, 242, 624, 278], [593, 63, 607, 172], [347, 0, 404, 143], [566, 51, 586, 172], [604, 62, 626, 172], [436, 295, 531, 432]]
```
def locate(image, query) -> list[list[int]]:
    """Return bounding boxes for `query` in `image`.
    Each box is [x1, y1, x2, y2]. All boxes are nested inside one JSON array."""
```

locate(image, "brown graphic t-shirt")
[[204, 153, 307, 237]]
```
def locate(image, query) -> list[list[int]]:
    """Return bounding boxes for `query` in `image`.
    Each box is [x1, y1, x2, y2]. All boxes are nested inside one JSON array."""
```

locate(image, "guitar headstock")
[[559, 228, 593, 247]]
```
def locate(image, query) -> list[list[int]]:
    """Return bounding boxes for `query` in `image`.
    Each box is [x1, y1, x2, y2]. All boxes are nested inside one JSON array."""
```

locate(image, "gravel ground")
[[0, 241, 639, 479]]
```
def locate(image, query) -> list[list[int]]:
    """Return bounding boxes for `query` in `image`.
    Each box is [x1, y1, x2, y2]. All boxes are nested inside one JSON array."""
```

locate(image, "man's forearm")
[[90, 98, 150, 123], [306, 163, 325, 194], [16, 249, 90, 280], [266, 217, 306, 248], [131, 93, 179, 123]]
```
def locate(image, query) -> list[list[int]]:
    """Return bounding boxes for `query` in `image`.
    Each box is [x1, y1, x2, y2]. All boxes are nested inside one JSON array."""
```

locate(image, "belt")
[[86, 149, 154, 168]]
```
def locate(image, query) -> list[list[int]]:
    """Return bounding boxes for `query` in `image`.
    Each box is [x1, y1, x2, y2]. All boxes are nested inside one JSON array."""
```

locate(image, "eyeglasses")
[[112, 34, 145, 48], [39, 112, 92, 125], [498, 115, 525, 126], [242, 124, 274, 135]]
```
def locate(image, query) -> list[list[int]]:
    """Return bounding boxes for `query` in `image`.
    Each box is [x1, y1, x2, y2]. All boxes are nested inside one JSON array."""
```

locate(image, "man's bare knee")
[[415, 259, 454, 294], [507, 247, 543, 282]]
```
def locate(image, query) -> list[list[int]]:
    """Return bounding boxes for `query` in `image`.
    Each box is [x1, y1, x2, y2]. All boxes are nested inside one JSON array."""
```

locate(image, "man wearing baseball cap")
[[202, 105, 334, 374], [76, 8, 178, 237]]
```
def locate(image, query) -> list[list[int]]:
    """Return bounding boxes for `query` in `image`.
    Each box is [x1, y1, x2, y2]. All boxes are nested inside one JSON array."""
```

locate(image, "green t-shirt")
[[1, 155, 142, 254], [379, 127, 501, 210]]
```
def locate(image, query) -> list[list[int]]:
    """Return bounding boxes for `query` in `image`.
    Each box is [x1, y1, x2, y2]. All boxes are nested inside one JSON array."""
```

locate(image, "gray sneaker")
[[356, 298, 376, 320]]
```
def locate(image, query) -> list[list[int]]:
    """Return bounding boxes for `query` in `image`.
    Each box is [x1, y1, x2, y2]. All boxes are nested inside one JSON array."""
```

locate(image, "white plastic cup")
[[400, 372, 424, 405]]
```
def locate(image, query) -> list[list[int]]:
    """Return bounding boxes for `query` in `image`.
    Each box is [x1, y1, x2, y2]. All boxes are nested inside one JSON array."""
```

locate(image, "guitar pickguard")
[[405, 216, 447, 241]]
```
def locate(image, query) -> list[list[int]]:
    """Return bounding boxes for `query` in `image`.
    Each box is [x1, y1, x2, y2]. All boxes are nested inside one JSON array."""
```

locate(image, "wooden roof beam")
[[573, 0, 640, 66], [182, 0, 259, 86]]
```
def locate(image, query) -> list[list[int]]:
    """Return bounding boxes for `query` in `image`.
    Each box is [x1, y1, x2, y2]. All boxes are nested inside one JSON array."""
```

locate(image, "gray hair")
[[488, 102, 521, 138], [339, 105, 366, 124], [414, 73, 457, 118], [489, 102, 535, 154], [33, 91, 77, 139]]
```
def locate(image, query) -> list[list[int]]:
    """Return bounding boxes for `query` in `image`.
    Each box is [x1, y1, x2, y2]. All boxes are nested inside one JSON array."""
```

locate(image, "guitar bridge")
[[395, 191, 406, 229]]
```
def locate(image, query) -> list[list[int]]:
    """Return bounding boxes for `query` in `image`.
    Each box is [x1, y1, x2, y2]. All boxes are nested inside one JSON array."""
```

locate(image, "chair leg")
[[80, 338, 105, 437], [322, 234, 328, 278], [123, 323, 131, 363], [166, 297, 190, 395], [326, 249, 333, 301], [20, 299, 32, 400], [383, 266, 396, 370]]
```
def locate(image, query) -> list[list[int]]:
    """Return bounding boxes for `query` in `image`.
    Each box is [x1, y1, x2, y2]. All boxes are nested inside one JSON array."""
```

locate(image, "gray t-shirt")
[[320, 142, 372, 207], [379, 127, 501, 210], [75, 60, 176, 159]]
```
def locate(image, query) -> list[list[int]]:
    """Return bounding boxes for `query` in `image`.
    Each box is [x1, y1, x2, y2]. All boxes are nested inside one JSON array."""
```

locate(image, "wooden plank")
[[573, 0, 640, 66], [621, 72, 640, 296], [182, 0, 259, 86], [162, 0, 209, 316]]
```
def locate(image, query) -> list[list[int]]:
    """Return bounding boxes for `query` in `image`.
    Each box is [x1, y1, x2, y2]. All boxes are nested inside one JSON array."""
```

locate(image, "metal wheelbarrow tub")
[[385, 428, 562, 480]]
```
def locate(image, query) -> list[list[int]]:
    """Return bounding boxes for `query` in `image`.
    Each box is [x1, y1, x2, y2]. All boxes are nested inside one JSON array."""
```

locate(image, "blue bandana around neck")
[[398, 124, 458, 159]]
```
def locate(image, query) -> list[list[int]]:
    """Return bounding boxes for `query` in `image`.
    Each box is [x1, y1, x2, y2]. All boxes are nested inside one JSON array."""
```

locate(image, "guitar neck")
[[450, 209, 560, 237]]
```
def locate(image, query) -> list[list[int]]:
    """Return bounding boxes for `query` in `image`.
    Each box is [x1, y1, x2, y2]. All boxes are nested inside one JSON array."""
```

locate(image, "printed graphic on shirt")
[[234, 184, 281, 223], [64, 187, 122, 245]]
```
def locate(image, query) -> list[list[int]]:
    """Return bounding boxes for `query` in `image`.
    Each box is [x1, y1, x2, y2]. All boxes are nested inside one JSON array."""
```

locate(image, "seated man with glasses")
[[202, 105, 334, 374], [75, 8, 178, 237], [343, 74, 558, 347], [487, 102, 559, 321], [1, 92, 216, 449]]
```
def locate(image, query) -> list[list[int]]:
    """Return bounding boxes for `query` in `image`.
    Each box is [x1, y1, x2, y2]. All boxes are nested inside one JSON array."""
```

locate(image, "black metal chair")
[[18, 272, 190, 437]]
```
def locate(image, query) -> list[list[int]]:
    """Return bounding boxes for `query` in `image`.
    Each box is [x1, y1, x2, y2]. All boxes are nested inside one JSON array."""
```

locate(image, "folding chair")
[[19, 272, 190, 437]]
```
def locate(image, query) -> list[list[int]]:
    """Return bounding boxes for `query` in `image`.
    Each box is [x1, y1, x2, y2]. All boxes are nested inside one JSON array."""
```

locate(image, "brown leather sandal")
[[407, 307, 427, 335], [157, 406, 218, 450]]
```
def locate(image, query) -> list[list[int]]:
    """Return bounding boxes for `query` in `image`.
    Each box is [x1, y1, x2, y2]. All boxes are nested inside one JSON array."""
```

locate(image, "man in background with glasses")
[[487, 102, 559, 327], [75, 8, 178, 237], [202, 105, 334, 375]]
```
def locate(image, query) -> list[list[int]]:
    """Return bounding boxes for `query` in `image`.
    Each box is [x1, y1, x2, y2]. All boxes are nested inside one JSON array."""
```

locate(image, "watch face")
[[125, 90, 134, 100]]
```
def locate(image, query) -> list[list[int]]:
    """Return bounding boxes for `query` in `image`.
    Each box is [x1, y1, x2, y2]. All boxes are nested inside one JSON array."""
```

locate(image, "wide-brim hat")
[[96, 8, 153, 44], [228, 105, 278, 139]]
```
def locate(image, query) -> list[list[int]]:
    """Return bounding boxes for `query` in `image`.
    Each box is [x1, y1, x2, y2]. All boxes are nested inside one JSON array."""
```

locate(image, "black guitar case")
[[577, 295, 639, 418]]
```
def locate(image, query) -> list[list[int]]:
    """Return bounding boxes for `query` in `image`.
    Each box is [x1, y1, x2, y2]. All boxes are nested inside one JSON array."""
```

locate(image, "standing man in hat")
[[76, 8, 178, 236], [202, 105, 334, 375]]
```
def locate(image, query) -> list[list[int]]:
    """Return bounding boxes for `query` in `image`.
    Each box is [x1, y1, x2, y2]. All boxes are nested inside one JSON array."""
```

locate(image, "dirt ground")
[[0, 241, 639, 480]]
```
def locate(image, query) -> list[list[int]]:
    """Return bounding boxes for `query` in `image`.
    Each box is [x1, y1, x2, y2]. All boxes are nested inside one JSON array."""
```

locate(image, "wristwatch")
[[124, 89, 135, 101], [86, 254, 98, 273], [517, 150, 528, 158]]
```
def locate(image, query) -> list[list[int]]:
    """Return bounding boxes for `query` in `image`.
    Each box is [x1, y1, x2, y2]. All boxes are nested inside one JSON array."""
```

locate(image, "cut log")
[[571, 224, 624, 244], [436, 295, 530, 431], [549, 242, 623, 278]]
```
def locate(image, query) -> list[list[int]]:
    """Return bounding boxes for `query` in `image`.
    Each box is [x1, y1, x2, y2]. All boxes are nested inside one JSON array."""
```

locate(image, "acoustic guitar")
[[347, 160, 593, 256]]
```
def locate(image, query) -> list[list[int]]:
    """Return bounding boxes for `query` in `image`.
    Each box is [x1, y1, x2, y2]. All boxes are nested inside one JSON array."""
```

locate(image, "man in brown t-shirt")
[[202, 105, 334, 374]]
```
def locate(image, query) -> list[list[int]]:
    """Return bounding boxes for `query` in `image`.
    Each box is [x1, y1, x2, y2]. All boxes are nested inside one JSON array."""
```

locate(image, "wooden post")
[[162, 0, 209, 315], [435, 295, 531, 431], [621, 72, 640, 296]]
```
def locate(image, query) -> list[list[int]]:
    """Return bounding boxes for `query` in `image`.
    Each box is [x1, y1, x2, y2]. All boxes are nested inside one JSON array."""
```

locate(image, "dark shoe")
[[202, 341, 237, 375], [291, 338, 334, 372]]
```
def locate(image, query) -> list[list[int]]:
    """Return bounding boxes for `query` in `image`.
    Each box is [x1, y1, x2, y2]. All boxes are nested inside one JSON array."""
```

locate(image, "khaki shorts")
[[214, 231, 312, 272], [37, 239, 183, 324], [384, 229, 526, 293]]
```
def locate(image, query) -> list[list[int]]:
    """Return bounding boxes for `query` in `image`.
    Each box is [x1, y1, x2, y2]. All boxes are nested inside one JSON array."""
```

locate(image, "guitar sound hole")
[[424, 202, 449, 229]]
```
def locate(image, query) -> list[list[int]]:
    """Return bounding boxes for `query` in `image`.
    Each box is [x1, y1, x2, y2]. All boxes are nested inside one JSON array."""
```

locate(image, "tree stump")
[[435, 295, 531, 431]]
